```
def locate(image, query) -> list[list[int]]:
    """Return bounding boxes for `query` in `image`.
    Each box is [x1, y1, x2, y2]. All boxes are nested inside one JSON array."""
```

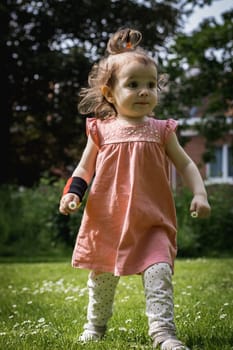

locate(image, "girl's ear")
[[101, 85, 115, 103]]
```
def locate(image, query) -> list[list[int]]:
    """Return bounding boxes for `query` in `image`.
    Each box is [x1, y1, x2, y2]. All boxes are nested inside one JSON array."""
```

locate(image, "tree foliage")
[[158, 8, 233, 164], [158, 9, 233, 138], [1, 0, 220, 185]]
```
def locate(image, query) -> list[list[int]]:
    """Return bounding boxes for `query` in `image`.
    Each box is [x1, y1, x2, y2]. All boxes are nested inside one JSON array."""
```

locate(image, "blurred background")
[[0, 0, 232, 260]]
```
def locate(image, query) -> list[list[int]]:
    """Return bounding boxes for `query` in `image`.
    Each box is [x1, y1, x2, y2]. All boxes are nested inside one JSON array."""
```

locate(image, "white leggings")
[[82, 263, 176, 344]]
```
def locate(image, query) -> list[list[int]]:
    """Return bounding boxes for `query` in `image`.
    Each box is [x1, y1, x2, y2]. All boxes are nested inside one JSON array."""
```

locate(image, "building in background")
[[172, 100, 233, 188]]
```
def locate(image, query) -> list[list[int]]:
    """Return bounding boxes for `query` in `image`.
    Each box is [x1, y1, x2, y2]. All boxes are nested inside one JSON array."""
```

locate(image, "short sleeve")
[[86, 118, 100, 147], [164, 119, 178, 144]]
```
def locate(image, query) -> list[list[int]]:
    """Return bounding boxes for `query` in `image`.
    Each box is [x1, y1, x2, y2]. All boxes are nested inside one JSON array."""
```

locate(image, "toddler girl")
[[59, 28, 211, 350]]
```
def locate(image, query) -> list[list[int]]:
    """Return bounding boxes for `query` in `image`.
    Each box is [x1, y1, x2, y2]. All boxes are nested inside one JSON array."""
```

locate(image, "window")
[[207, 145, 233, 184], [209, 147, 222, 177], [228, 146, 233, 177]]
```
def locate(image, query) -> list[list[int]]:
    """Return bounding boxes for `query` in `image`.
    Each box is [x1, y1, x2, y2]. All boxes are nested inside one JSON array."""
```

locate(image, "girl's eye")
[[148, 82, 156, 89], [128, 81, 138, 88]]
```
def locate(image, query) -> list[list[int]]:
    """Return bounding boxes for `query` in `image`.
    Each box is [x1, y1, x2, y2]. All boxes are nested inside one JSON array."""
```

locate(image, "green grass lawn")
[[0, 258, 232, 350]]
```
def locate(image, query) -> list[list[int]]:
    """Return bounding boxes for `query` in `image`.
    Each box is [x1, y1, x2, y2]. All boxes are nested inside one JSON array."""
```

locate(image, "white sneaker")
[[78, 330, 103, 343], [160, 338, 190, 350]]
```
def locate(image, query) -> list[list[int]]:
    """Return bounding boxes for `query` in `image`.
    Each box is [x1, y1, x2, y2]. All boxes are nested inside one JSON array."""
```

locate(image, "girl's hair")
[[78, 28, 158, 119]]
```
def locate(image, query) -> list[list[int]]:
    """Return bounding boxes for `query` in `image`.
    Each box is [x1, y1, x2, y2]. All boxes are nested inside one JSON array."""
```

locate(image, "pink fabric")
[[72, 116, 178, 276]]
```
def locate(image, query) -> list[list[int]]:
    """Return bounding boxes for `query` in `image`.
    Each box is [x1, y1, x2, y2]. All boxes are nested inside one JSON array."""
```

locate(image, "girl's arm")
[[165, 132, 211, 218], [71, 135, 98, 183], [59, 135, 98, 215]]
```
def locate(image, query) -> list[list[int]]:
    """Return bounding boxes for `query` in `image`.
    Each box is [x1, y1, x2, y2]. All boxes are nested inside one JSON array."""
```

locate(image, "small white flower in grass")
[[12, 304, 17, 308], [9, 315, 14, 319], [125, 285, 134, 290], [195, 315, 201, 321], [108, 327, 115, 332], [42, 323, 49, 328], [0, 332, 7, 336], [223, 303, 229, 306], [27, 301, 33, 304], [219, 314, 227, 320], [121, 296, 130, 302], [38, 317, 45, 323], [22, 320, 31, 325], [181, 291, 191, 296], [125, 319, 132, 324], [56, 278, 64, 286], [119, 327, 127, 332], [78, 288, 88, 296]]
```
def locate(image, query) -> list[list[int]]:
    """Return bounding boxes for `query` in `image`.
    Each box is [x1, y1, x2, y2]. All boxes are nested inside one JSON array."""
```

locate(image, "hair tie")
[[126, 42, 132, 49]]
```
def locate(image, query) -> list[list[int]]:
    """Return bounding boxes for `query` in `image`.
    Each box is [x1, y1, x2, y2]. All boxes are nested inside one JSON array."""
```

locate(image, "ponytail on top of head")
[[106, 28, 142, 54]]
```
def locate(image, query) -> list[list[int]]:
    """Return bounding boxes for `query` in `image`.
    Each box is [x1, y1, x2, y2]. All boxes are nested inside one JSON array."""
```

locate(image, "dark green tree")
[[158, 10, 233, 253], [158, 8, 233, 157]]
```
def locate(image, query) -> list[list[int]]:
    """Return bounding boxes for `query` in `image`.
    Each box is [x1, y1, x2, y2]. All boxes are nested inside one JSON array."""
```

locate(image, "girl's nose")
[[138, 88, 148, 96]]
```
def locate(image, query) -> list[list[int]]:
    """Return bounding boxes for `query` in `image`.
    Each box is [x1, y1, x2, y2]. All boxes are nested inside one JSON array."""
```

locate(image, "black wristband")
[[63, 176, 88, 202]]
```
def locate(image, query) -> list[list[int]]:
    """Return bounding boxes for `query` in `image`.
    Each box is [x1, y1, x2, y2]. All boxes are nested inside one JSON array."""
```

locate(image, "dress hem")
[[71, 256, 175, 276]]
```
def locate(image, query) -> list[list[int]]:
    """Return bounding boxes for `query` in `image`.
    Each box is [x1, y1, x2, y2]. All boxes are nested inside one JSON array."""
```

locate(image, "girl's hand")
[[190, 194, 211, 218], [59, 194, 80, 215]]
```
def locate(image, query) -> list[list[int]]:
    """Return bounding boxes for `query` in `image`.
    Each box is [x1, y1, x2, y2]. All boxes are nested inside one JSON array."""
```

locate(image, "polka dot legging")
[[142, 263, 176, 346], [83, 271, 120, 336], [82, 263, 176, 344]]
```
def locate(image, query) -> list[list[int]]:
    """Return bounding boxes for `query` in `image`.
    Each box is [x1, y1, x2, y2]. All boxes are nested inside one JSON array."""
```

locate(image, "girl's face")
[[103, 60, 158, 121]]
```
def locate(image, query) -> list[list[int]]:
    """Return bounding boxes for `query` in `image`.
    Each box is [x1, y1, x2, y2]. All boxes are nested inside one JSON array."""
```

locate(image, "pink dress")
[[72, 116, 178, 276]]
